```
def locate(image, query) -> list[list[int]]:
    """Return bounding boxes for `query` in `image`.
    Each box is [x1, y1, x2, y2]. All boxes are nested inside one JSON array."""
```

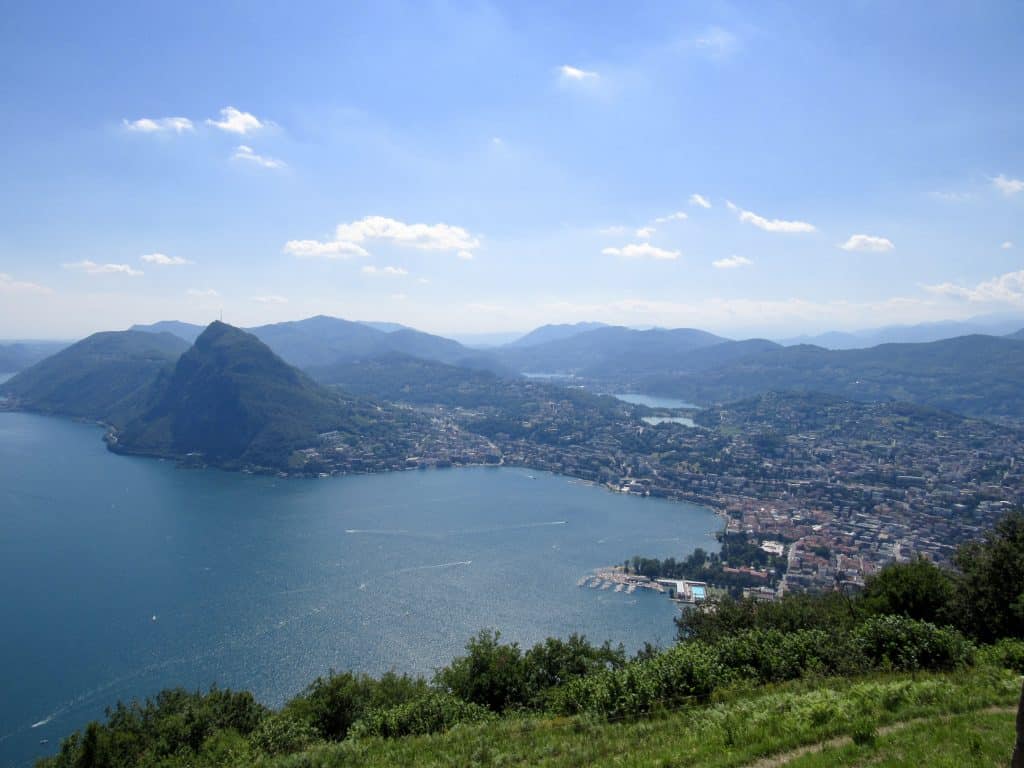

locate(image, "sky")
[[0, 0, 1022, 340]]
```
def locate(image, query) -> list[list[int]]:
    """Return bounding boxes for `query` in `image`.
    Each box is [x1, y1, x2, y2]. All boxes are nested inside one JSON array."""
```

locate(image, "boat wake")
[[31, 716, 52, 729], [398, 560, 472, 573]]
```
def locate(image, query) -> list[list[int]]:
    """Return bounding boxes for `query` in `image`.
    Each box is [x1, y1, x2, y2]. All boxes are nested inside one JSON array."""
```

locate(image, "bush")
[[976, 638, 1024, 673], [250, 712, 318, 755], [285, 670, 427, 741], [555, 641, 733, 719], [852, 615, 974, 672], [349, 692, 496, 739], [713, 628, 851, 682]]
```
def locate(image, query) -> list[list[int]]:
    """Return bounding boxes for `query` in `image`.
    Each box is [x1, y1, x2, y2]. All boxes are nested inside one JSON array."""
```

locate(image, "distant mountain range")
[[131, 316, 508, 375], [491, 326, 730, 377], [0, 340, 70, 374], [638, 334, 1024, 421], [778, 314, 1024, 349]]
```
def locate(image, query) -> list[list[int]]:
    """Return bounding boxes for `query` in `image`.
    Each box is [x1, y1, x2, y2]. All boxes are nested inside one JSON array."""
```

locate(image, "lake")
[[612, 393, 701, 410], [0, 412, 719, 766]]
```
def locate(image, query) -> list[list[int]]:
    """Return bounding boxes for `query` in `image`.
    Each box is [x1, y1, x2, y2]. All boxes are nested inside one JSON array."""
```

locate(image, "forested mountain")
[[640, 334, 1024, 420], [507, 322, 608, 348], [132, 315, 507, 375], [780, 315, 1024, 349], [0, 340, 69, 373], [129, 320, 205, 344], [114, 322, 405, 468], [493, 326, 728, 376], [0, 331, 189, 423]]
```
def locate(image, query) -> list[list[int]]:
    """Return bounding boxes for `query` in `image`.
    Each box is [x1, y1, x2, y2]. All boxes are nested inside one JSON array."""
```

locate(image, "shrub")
[[976, 638, 1024, 673], [284, 670, 427, 741], [349, 692, 496, 739], [852, 615, 973, 672], [250, 712, 318, 755], [554, 641, 733, 719]]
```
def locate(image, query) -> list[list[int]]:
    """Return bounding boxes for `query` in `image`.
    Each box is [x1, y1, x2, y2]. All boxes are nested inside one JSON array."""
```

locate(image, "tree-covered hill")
[[113, 322, 406, 469], [0, 331, 189, 424], [639, 334, 1024, 421]]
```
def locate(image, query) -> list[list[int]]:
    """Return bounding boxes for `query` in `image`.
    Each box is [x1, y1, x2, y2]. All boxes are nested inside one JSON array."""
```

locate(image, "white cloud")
[[695, 27, 738, 57], [602, 243, 680, 260], [288, 216, 480, 260], [689, 193, 712, 209], [250, 295, 288, 304], [653, 211, 688, 224], [63, 260, 143, 276], [991, 174, 1024, 196], [712, 255, 753, 269], [186, 288, 220, 298], [123, 117, 194, 134], [0, 273, 50, 294], [361, 265, 409, 277], [1002, 241, 1014, 250], [390, 292, 408, 301], [206, 107, 266, 135], [284, 239, 369, 259], [839, 234, 894, 252], [635, 226, 655, 239], [598, 225, 627, 236], [925, 270, 1024, 305], [233, 145, 286, 169], [559, 64, 598, 82], [141, 253, 192, 266], [726, 201, 816, 233]]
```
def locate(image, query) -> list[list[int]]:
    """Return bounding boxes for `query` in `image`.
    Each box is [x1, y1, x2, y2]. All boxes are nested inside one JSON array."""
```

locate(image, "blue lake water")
[[612, 393, 701, 410], [0, 411, 719, 766]]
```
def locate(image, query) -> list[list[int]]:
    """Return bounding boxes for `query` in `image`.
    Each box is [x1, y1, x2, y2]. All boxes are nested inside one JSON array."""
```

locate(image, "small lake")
[[0, 412, 719, 766], [612, 393, 701, 410]]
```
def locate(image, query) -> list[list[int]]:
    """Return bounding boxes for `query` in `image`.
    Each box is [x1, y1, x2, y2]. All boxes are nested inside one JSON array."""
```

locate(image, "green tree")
[[862, 556, 955, 625], [954, 510, 1024, 642]]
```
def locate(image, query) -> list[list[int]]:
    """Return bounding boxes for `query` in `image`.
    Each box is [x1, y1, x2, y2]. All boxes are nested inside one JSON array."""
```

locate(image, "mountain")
[[1007, 328, 1024, 340], [114, 322, 394, 468], [493, 326, 729, 377], [0, 340, 70, 373], [639, 334, 1024, 421], [359, 321, 410, 333], [129, 320, 205, 344], [781, 314, 1024, 349], [0, 331, 189, 423], [507, 322, 608, 348]]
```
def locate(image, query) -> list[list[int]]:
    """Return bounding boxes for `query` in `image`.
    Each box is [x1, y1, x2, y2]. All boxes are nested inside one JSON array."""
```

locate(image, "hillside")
[[129, 320, 205, 344], [639, 334, 1024, 421], [1008, 328, 1024, 341], [0, 331, 189, 424], [507, 321, 608, 348], [0, 340, 69, 373], [494, 325, 729, 377], [114, 322, 396, 469]]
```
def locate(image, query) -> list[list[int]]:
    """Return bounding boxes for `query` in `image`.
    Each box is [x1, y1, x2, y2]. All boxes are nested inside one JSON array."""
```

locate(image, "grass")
[[784, 709, 1016, 767], [257, 668, 1021, 768]]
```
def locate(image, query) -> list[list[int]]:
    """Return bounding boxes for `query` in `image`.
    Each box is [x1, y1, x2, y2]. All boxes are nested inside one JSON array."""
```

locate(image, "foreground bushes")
[[349, 692, 496, 739]]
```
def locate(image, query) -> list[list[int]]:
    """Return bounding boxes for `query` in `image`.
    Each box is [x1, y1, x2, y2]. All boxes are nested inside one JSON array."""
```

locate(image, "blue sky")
[[0, 1, 1021, 339]]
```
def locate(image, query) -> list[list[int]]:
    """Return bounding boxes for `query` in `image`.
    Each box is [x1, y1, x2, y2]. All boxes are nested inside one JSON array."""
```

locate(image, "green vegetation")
[[112, 322, 421, 469], [0, 331, 189, 423], [629, 532, 787, 593], [783, 709, 1016, 767], [641, 334, 1024, 421]]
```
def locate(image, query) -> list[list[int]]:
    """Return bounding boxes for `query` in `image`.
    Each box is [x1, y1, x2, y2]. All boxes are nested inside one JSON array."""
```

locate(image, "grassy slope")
[[261, 669, 1020, 768], [785, 709, 1015, 767]]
